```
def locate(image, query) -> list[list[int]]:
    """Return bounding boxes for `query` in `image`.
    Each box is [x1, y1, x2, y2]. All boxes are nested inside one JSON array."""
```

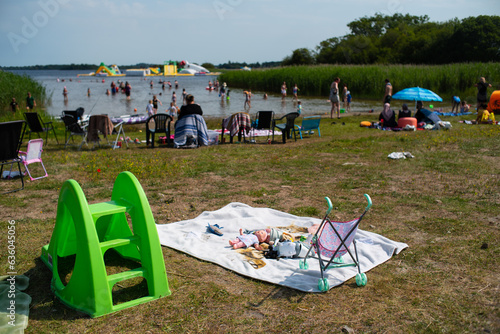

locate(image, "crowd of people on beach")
[[325, 75, 498, 126]]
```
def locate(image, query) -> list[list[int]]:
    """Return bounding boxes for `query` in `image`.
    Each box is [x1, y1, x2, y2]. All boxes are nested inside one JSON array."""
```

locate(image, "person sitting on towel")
[[415, 101, 441, 124], [398, 103, 412, 119], [475, 104, 495, 124], [379, 103, 398, 127]]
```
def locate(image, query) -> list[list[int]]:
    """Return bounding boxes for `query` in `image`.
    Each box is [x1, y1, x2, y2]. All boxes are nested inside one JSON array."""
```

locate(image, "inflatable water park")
[[78, 60, 219, 77], [77, 63, 125, 77]]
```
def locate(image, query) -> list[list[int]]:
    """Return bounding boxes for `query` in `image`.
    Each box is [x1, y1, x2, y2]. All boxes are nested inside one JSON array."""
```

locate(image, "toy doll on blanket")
[[229, 228, 294, 251]]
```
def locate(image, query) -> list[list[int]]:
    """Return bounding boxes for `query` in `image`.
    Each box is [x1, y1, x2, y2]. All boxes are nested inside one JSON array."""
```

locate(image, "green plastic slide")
[[41, 171, 170, 318]]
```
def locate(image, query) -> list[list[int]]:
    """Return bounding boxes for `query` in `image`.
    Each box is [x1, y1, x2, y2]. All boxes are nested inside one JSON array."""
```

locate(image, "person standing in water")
[[329, 77, 340, 119], [292, 84, 299, 101], [281, 82, 287, 101], [152, 95, 162, 113], [244, 90, 252, 109], [182, 89, 188, 105], [63, 86, 68, 101], [125, 82, 131, 100], [220, 83, 227, 102]]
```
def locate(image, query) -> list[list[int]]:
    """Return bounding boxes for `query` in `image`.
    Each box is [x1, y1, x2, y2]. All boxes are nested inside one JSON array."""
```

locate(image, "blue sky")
[[1, 0, 499, 66]]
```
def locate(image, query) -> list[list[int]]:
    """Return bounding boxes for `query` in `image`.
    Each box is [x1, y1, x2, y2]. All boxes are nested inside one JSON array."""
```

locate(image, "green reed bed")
[[219, 62, 500, 100], [0, 70, 49, 116]]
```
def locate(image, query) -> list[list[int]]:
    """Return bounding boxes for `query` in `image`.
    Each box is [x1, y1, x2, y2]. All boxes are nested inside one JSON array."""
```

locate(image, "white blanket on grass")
[[156, 202, 408, 292]]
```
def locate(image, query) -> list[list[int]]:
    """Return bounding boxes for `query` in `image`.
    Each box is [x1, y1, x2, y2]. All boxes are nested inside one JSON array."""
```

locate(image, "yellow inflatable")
[[360, 121, 372, 127]]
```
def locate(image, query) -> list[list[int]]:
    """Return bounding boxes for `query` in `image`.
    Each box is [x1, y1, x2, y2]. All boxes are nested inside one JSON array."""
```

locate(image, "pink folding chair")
[[18, 139, 48, 181]]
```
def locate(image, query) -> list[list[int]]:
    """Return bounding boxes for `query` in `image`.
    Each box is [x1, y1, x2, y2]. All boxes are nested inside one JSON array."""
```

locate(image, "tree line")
[[283, 14, 500, 65]]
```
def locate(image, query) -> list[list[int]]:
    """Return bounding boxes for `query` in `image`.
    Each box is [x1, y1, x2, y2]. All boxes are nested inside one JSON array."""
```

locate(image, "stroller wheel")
[[318, 278, 329, 292], [355, 273, 367, 287], [299, 259, 309, 270]]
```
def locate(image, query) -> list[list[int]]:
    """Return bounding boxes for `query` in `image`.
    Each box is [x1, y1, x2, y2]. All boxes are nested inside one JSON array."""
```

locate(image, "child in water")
[[297, 100, 302, 115]]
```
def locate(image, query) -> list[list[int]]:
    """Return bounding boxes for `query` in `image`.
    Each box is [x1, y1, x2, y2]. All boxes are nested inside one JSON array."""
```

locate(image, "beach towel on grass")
[[435, 112, 472, 116], [213, 129, 281, 137], [156, 202, 408, 292], [174, 114, 209, 147]]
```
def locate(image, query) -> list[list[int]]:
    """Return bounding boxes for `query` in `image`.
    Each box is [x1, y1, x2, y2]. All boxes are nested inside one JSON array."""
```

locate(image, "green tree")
[[311, 13, 499, 64], [201, 63, 215, 70], [282, 48, 316, 65], [445, 16, 500, 62]]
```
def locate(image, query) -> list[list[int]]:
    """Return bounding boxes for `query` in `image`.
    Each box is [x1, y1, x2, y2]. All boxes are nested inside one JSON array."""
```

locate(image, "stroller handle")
[[324, 195, 371, 215], [364, 194, 372, 211], [324, 197, 333, 215]]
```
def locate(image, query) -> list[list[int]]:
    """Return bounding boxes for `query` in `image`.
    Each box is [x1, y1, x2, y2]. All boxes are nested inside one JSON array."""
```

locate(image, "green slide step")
[[40, 171, 171, 318]]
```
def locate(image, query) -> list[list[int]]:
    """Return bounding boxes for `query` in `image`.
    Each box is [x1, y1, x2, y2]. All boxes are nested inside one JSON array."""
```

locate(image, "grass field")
[[0, 112, 499, 333]]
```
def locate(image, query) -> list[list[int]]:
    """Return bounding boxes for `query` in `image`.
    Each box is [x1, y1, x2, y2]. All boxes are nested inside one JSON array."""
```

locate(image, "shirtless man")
[[384, 79, 392, 104]]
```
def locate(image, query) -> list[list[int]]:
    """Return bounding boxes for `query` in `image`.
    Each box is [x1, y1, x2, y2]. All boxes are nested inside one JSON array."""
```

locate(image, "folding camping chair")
[[62, 107, 85, 121], [0, 120, 25, 194], [24, 112, 59, 144], [221, 112, 251, 143], [87, 115, 127, 150], [250, 111, 274, 143], [61, 115, 88, 149], [18, 139, 48, 181], [300, 194, 372, 292], [110, 120, 128, 150]]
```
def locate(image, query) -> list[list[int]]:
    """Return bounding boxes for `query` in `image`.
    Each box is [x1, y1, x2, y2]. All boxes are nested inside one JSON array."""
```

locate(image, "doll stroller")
[[299, 194, 372, 292]]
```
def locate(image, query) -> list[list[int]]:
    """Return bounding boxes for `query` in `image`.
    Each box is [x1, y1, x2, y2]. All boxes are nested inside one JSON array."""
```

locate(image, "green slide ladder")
[[41, 171, 170, 318]]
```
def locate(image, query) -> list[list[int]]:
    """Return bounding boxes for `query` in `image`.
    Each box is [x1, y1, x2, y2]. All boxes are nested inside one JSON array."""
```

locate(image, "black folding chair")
[[61, 115, 88, 149], [250, 111, 274, 143], [62, 107, 85, 120], [0, 120, 26, 194], [24, 112, 59, 144]]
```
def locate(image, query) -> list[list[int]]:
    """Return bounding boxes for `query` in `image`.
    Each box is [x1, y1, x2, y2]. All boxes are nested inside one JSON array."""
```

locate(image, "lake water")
[[11, 69, 447, 119]]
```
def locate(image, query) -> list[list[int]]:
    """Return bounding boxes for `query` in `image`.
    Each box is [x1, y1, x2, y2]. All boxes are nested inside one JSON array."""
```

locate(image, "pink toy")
[[229, 229, 269, 251]]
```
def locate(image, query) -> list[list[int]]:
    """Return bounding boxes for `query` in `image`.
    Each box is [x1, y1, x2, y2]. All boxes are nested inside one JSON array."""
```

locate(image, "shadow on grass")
[[24, 250, 150, 321], [248, 285, 307, 308]]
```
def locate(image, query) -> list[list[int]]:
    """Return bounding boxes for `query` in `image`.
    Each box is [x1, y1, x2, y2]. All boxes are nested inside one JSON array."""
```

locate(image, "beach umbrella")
[[392, 87, 443, 102]]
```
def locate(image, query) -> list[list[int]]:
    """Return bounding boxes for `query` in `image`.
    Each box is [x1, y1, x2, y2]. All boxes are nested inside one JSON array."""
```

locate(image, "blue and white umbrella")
[[392, 87, 443, 102]]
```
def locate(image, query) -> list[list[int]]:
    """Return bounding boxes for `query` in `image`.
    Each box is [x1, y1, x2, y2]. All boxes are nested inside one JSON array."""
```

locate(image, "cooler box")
[[207, 130, 219, 146], [398, 117, 417, 128]]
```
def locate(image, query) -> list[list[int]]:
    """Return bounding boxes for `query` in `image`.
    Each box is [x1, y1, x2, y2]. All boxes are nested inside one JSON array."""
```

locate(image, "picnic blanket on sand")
[[156, 202, 408, 292]]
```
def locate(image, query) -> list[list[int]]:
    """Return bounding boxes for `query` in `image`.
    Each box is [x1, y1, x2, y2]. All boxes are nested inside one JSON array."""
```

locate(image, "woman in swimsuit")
[[330, 77, 340, 119], [281, 82, 287, 100]]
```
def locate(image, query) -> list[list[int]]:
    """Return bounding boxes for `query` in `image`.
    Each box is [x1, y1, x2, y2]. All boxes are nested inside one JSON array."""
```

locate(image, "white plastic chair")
[[18, 139, 48, 181]]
